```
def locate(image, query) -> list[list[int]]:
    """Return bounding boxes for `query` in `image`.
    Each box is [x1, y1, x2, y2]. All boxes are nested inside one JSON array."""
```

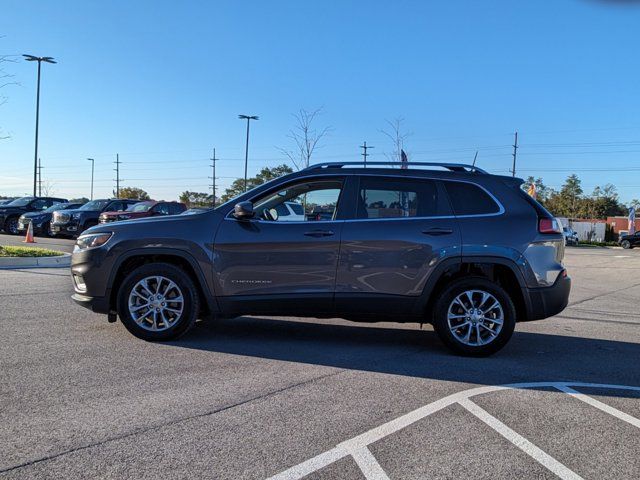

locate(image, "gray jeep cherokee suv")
[[71, 162, 570, 356]]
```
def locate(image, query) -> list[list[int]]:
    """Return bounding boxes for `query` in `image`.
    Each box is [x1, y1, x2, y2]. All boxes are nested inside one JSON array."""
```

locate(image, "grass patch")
[[0, 246, 64, 257]]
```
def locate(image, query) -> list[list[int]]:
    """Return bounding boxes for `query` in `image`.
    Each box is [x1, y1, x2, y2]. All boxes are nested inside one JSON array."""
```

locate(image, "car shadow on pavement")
[[170, 316, 640, 396]]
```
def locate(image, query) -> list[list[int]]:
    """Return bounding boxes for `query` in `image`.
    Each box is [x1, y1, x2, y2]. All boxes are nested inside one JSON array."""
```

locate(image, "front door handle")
[[304, 230, 335, 238], [422, 227, 453, 236]]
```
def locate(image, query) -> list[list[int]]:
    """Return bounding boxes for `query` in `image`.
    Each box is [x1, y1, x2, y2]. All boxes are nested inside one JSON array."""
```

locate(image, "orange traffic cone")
[[23, 222, 36, 243]]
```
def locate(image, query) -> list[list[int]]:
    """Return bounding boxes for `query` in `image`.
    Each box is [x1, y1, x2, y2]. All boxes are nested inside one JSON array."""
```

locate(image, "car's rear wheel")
[[433, 277, 516, 356], [117, 263, 199, 341], [621, 240, 632, 249]]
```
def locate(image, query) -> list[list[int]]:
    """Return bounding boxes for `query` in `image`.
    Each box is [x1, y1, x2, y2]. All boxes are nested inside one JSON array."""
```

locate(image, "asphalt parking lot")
[[1, 247, 639, 479]]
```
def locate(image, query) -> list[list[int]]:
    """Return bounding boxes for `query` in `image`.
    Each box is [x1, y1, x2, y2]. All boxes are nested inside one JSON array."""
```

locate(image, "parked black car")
[[70, 161, 570, 356], [0, 196, 68, 234], [0, 198, 17, 206], [51, 198, 140, 237], [17, 202, 85, 237], [619, 231, 640, 249]]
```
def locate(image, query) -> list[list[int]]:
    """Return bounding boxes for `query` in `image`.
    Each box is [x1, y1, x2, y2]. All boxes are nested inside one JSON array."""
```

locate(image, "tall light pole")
[[87, 158, 95, 200], [23, 54, 56, 197], [238, 114, 259, 192]]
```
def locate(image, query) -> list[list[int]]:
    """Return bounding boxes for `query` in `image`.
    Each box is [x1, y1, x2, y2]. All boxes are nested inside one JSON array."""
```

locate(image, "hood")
[[85, 209, 222, 236], [22, 211, 48, 219], [101, 210, 149, 219], [0, 206, 28, 215], [59, 208, 96, 216]]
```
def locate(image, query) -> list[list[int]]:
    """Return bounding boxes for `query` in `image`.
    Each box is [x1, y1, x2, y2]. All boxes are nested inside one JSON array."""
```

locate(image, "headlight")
[[74, 232, 113, 251]]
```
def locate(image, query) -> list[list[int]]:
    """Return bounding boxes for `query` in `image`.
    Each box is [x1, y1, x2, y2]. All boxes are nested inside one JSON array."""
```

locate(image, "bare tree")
[[0, 52, 18, 140], [278, 108, 331, 170], [40, 181, 56, 196], [381, 117, 411, 163]]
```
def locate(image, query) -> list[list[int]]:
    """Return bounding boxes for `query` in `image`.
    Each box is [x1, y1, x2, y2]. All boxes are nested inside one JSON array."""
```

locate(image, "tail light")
[[539, 217, 561, 234]]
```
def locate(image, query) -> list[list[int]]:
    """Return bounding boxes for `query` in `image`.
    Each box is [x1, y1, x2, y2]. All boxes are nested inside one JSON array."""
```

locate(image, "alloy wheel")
[[447, 290, 504, 346], [127, 275, 184, 332]]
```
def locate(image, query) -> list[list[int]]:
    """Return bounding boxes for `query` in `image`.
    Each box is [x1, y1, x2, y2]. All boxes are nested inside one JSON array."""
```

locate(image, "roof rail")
[[304, 161, 488, 174]]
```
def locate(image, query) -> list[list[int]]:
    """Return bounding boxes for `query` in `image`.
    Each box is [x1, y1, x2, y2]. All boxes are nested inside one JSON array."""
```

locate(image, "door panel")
[[335, 177, 461, 314], [213, 219, 343, 297], [213, 176, 348, 307]]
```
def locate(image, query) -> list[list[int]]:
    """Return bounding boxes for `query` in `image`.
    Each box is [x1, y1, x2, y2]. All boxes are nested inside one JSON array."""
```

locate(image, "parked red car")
[[99, 201, 187, 223]]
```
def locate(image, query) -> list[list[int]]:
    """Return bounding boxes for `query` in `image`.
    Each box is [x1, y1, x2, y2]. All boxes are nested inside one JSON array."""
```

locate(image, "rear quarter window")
[[443, 181, 501, 216]]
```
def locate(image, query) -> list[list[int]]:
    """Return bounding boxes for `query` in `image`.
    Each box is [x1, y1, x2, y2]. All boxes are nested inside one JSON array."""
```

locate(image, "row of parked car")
[[0, 196, 190, 237]]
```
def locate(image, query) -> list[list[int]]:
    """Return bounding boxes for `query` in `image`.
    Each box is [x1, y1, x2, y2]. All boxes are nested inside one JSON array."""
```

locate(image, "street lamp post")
[[23, 54, 56, 197], [87, 158, 95, 200], [238, 114, 259, 192]]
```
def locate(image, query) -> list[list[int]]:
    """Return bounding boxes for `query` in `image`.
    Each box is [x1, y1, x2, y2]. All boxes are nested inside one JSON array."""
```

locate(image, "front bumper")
[[522, 271, 571, 321], [17, 219, 47, 235], [51, 221, 80, 236], [71, 293, 111, 314]]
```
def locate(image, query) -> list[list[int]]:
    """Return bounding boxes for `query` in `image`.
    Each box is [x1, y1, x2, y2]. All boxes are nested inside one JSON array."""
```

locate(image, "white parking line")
[[555, 385, 640, 429], [351, 447, 391, 480], [459, 399, 584, 480], [266, 382, 640, 480]]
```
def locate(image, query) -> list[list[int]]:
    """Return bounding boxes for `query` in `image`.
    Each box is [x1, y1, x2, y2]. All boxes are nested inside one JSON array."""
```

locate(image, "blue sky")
[[2, 0, 640, 202]]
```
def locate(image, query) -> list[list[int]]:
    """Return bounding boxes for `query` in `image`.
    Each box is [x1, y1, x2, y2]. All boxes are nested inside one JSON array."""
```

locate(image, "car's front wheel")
[[433, 277, 516, 356], [5, 217, 19, 235], [117, 263, 199, 341], [621, 240, 632, 249]]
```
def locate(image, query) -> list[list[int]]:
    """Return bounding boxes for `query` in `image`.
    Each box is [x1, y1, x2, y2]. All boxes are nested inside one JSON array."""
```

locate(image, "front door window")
[[253, 180, 343, 222]]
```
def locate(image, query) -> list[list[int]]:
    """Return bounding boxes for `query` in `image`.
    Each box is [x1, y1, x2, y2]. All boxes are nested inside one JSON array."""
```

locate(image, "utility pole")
[[114, 154, 121, 198], [511, 131, 518, 177], [472, 150, 478, 167], [37, 158, 43, 196], [238, 114, 259, 192], [23, 54, 56, 197], [87, 158, 95, 200], [360, 142, 374, 168], [209, 148, 217, 207]]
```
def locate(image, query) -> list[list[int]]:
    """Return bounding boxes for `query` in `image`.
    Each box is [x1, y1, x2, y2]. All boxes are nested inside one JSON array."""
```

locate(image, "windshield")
[[6, 197, 34, 207], [127, 202, 153, 212], [80, 200, 109, 211], [43, 203, 67, 213]]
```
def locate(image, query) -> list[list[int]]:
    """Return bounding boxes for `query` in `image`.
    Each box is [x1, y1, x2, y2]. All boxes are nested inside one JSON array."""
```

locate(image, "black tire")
[[432, 277, 516, 357], [117, 263, 200, 341], [41, 221, 51, 238], [5, 216, 19, 235], [621, 240, 632, 249]]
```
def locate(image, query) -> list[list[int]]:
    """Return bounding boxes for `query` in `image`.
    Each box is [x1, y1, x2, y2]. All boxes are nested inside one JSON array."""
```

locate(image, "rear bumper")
[[522, 272, 571, 321]]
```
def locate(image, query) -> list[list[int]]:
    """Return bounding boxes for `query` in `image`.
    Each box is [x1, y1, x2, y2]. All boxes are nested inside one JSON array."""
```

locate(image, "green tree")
[[545, 174, 583, 218], [221, 164, 293, 203], [523, 176, 554, 203], [179, 191, 213, 207], [117, 187, 150, 200], [69, 197, 90, 204]]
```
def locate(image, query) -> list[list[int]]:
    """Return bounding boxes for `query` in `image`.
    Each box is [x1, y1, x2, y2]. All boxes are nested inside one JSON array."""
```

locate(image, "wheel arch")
[[416, 256, 531, 323], [107, 249, 218, 317]]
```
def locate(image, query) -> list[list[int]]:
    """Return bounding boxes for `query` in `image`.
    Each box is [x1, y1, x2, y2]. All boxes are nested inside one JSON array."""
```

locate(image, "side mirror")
[[234, 201, 254, 220]]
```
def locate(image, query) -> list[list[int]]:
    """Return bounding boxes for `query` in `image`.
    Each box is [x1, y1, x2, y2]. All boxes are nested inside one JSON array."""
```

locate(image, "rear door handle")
[[422, 227, 453, 236], [304, 230, 335, 237]]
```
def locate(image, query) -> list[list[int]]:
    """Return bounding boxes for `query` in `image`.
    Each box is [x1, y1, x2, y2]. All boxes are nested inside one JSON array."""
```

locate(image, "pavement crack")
[[568, 280, 640, 308], [0, 369, 346, 474]]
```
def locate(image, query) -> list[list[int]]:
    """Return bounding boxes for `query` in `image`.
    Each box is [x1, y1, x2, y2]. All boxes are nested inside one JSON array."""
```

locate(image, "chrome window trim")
[[223, 172, 505, 223], [354, 174, 505, 221]]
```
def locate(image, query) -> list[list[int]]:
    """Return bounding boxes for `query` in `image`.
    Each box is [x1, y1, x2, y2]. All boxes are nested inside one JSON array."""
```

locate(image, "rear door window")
[[443, 181, 501, 216], [356, 177, 443, 219]]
